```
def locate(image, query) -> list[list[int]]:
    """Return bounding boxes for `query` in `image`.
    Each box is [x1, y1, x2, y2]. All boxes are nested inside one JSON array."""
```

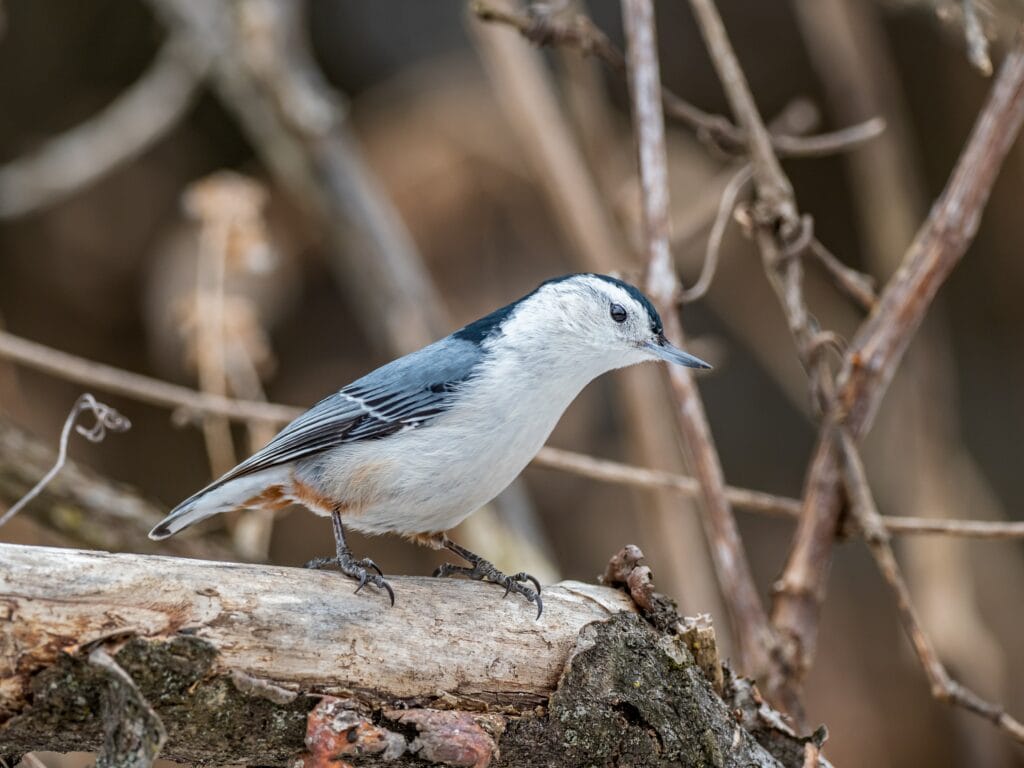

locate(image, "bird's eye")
[[610, 303, 627, 323]]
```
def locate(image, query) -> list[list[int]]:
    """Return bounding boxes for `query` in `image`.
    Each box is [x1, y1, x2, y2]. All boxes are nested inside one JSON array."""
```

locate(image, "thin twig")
[[680, 163, 751, 303], [962, 0, 993, 76], [146, 0, 448, 355], [773, 32, 1024, 710], [0, 415, 241, 560], [808, 238, 877, 312], [189, 178, 237, 477], [0, 394, 130, 528], [4, 331, 1024, 540], [469, 0, 627, 272], [535, 445, 800, 518], [621, 0, 772, 676], [0, 329, 297, 425], [471, 0, 885, 159], [838, 430, 1024, 743], [0, 33, 210, 218]]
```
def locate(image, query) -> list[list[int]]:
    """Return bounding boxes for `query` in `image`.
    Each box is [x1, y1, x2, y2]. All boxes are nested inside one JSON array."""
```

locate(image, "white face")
[[499, 275, 709, 376]]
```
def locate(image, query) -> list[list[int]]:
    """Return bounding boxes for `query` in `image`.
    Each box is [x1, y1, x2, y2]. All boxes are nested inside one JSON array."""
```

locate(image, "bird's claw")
[[306, 552, 395, 606], [434, 560, 543, 619]]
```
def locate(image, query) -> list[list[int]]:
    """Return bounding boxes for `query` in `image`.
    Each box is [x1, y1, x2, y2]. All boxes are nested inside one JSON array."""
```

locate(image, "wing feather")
[[202, 336, 484, 490]]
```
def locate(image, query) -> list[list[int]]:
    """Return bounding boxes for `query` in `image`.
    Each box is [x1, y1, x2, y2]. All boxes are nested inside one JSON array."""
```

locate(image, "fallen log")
[[0, 544, 817, 766]]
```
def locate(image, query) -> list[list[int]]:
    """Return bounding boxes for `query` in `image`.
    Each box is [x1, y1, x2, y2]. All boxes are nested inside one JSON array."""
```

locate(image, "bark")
[[0, 544, 815, 766]]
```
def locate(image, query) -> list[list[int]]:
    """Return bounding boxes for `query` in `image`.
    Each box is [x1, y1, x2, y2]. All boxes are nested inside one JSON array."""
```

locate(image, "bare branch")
[[962, 0, 994, 76], [145, 0, 448, 355], [773, 32, 1024, 705], [0, 394, 129, 529], [4, 331, 1024, 541], [807, 238, 877, 312], [621, 0, 772, 677], [0, 34, 209, 218], [0, 329, 296, 425], [471, 0, 885, 159], [838, 430, 1024, 744], [468, 0, 627, 272], [0, 544, 796, 766], [680, 163, 751, 303], [0, 415, 239, 560]]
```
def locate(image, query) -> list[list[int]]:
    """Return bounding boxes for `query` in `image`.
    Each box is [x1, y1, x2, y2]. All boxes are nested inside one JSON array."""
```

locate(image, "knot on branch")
[[600, 545, 680, 631]]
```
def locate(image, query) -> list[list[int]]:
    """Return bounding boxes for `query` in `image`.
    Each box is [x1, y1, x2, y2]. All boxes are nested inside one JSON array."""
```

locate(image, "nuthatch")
[[150, 274, 711, 617]]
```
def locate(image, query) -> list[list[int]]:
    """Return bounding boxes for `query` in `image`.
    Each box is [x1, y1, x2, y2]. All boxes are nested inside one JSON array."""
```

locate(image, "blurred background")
[[1, 1, 1023, 765]]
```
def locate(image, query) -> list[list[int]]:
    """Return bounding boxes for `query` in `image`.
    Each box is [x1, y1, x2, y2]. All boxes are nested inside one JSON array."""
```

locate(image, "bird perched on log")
[[150, 274, 710, 617]]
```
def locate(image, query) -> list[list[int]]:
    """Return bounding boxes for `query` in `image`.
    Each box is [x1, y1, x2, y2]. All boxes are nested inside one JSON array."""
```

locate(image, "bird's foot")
[[434, 559, 543, 619], [305, 550, 395, 606]]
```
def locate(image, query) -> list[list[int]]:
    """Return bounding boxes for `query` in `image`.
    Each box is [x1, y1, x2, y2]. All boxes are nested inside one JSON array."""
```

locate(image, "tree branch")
[[0, 544, 803, 767], [0, 416, 237, 561], [144, 0, 448, 355], [0, 33, 210, 218], [471, 0, 884, 159], [772, 32, 1024, 703], [621, 0, 772, 677], [838, 431, 1024, 744], [5, 330, 1024, 540]]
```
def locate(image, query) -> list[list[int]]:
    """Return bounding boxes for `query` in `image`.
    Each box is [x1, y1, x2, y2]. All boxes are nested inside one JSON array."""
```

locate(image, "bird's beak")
[[645, 335, 712, 369]]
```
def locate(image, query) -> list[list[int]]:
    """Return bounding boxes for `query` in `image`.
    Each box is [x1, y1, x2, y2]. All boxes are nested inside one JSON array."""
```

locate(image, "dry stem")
[[472, 0, 884, 159], [0, 34, 210, 218], [838, 430, 1024, 743], [772, 32, 1024, 707], [621, 0, 772, 676], [4, 329, 1024, 540]]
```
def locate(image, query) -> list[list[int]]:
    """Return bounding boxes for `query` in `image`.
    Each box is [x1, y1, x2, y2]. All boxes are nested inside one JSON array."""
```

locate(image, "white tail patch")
[[148, 468, 290, 540]]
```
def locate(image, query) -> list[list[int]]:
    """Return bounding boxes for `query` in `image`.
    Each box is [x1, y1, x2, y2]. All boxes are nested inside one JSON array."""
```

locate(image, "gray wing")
[[214, 336, 483, 485]]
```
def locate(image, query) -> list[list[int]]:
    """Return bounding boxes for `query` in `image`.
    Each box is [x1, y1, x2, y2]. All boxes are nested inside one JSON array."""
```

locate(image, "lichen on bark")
[[502, 612, 781, 767], [0, 636, 314, 765]]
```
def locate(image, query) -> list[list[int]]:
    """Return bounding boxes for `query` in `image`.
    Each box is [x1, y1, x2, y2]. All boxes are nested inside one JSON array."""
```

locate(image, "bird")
[[149, 273, 711, 618]]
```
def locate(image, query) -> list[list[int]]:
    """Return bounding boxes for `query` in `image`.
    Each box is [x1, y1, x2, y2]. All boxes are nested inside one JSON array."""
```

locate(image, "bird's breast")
[[313, 366, 590, 533]]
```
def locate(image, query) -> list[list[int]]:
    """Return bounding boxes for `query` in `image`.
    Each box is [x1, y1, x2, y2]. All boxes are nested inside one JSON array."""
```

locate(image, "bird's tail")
[[148, 468, 289, 540]]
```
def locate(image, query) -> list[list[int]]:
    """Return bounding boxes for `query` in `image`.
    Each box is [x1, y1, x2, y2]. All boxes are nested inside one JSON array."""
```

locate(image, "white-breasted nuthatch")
[[149, 273, 710, 617]]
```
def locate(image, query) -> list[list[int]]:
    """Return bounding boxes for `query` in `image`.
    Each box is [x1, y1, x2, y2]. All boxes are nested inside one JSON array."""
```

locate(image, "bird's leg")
[[433, 537, 543, 619], [305, 508, 395, 606]]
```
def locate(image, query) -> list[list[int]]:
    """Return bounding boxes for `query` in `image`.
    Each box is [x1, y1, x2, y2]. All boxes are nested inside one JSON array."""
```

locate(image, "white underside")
[[299, 350, 610, 535]]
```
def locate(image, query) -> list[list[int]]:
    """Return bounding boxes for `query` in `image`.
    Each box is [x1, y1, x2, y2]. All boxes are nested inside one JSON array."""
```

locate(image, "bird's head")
[[487, 274, 711, 375]]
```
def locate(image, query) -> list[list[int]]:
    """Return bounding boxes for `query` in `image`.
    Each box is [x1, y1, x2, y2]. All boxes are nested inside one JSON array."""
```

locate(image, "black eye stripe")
[[610, 303, 627, 323]]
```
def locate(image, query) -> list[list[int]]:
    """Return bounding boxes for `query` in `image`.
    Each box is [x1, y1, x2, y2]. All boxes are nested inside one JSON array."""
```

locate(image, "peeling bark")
[[0, 544, 818, 766]]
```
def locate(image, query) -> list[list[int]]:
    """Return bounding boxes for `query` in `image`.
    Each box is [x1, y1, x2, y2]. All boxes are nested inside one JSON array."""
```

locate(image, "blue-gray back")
[[214, 335, 486, 486]]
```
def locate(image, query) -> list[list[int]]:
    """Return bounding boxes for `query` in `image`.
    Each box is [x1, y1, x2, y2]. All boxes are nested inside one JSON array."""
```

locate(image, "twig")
[[5, 331, 1024, 540], [773, 32, 1024, 709], [0, 33, 210, 218], [621, 0, 772, 676], [187, 176, 237, 477], [808, 238, 877, 311], [472, 0, 885, 159], [962, 0, 993, 76], [146, 0, 448, 356], [0, 394, 130, 528], [680, 163, 751, 303], [0, 329, 296, 425], [535, 445, 799, 518], [468, 0, 626, 272], [838, 430, 1024, 743], [0, 416, 240, 560]]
